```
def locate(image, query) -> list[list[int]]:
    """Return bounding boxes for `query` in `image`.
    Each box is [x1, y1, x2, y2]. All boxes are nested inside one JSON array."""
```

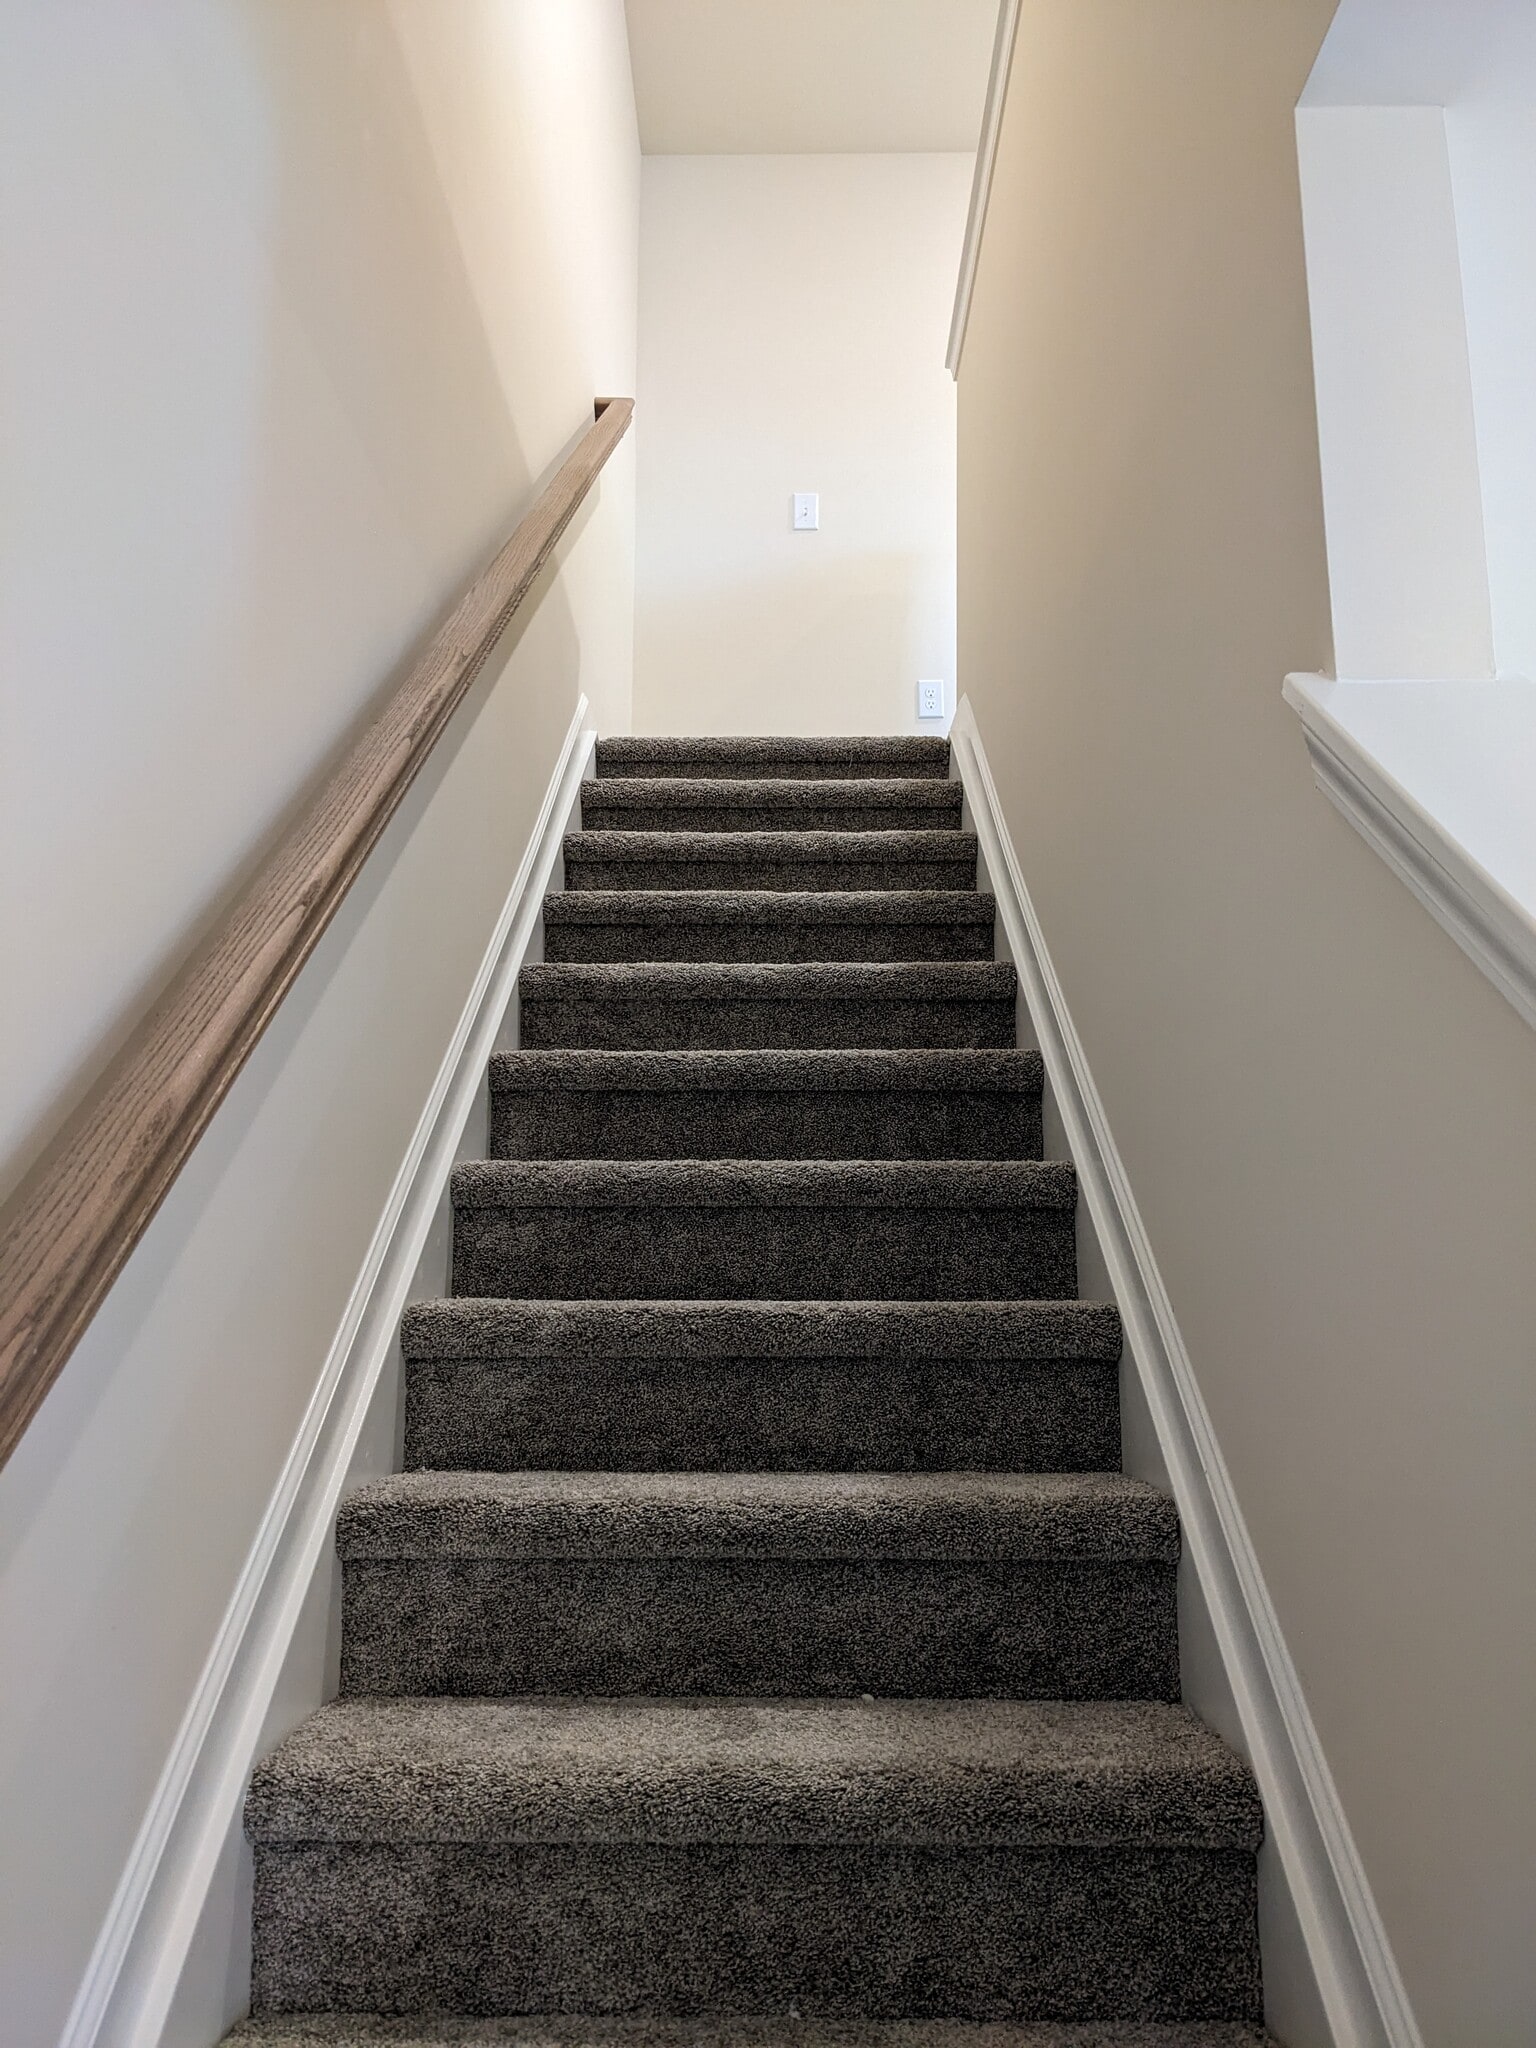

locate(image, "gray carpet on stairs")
[[562, 829, 979, 893], [518, 961, 1018, 1050], [579, 777, 965, 834], [399, 1300, 1125, 1473], [541, 888, 999, 962], [593, 736, 953, 780], [229, 2022, 1276, 2048], [488, 1049, 1044, 1160], [335, 1471, 1180, 1700], [237, 735, 1268, 2041]]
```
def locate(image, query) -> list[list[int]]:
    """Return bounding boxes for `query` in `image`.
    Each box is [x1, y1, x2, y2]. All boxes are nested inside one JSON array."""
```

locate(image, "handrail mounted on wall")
[[0, 397, 634, 1472]]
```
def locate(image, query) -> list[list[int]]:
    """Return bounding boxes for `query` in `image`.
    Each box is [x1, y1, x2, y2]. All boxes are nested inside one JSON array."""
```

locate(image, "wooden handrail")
[[0, 397, 634, 1472]]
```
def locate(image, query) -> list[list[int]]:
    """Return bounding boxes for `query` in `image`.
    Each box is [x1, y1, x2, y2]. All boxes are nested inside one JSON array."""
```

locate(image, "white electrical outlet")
[[792, 492, 819, 530], [917, 679, 945, 719]]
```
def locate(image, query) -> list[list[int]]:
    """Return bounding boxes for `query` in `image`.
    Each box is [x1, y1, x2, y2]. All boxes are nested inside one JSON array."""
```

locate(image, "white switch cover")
[[792, 492, 819, 530], [917, 679, 945, 719]]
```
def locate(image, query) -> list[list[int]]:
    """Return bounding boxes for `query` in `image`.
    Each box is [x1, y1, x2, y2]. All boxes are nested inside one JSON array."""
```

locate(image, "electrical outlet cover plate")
[[918, 679, 945, 719]]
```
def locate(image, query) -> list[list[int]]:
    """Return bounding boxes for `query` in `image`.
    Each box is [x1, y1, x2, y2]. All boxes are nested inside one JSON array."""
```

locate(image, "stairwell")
[[230, 736, 1270, 2047]]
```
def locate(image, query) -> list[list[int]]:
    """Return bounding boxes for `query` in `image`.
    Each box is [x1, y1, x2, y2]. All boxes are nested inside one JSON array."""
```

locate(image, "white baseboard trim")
[[61, 699, 596, 2048], [1283, 671, 1536, 1033], [950, 695, 1423, 2048]]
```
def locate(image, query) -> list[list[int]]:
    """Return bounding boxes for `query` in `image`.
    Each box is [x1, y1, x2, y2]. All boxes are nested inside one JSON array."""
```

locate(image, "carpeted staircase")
[[230, 737, 1272, 2048]]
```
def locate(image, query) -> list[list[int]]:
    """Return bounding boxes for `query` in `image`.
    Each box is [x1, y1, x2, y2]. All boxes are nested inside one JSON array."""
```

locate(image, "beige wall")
[[0, 4, 637, 2038], [957, 4, 1535, 2042], [634, 152, 971, 736]]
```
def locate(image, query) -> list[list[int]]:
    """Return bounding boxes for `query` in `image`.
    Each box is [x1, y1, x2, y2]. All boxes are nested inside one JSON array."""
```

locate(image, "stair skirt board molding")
[[949, 696, 1422, 2048], [59, 701, 598, 2048]]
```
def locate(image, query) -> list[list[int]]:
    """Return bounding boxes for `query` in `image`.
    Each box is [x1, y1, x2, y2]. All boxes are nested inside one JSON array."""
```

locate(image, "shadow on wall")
[[637, 553, 940, 735]]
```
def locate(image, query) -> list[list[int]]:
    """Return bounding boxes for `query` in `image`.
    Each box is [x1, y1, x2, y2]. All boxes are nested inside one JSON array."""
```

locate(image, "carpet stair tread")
[[337, 1471, 1178, 1561], [246, 1696, 1261, 1849]]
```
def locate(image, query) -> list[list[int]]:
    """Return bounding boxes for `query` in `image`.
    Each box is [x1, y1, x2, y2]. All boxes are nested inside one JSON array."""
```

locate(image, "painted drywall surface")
[[957, 4, 1536, 2041], [0, 4, 637, 2039], [1294, 105, 1494, 679], [1303, 0, 1536, 684], [634, 152, 970, 736], [624, 0, 995, 152], [1444, 89, 1536, 681]]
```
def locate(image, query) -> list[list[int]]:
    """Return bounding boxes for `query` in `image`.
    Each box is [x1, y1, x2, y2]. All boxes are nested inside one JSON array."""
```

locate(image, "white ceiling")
[[624, 0, 998, 154]]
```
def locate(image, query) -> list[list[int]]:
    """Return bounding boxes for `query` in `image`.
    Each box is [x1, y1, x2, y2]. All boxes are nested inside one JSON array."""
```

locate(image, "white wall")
[[0, 4, 637, 2040], [634, 152, 970, 736], [959, 1, 1536, 2037], [1301, 0, 1536, 682], [1294, 106, 1495, 679]]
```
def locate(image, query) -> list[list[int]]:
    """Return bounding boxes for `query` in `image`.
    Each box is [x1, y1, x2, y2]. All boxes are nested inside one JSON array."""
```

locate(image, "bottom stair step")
[[228, 2021, 1276, 2046], [247, 1698, 1262, 2022]]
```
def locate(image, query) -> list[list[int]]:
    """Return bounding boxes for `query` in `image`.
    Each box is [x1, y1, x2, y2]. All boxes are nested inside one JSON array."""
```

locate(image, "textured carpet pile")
[[232, 737, 1273, 2048]]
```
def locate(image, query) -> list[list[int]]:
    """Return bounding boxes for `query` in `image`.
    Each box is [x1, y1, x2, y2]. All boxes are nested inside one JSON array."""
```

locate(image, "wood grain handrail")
[[0, 396, 634, 1472]]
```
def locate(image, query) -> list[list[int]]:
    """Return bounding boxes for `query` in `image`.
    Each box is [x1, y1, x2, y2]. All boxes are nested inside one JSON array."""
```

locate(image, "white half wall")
[[1301, 0, 1536, 682], [0, 5, 638, 2041], [1294, 105, 1495, 680], [634, 151, 972, 736]]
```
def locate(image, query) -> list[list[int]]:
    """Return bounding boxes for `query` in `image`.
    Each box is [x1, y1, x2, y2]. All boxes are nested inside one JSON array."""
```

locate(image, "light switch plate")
[[792, 492, 819, 530], [917, 679, 945, 719]]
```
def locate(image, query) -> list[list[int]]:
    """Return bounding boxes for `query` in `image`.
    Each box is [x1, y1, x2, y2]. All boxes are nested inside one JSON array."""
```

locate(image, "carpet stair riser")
[[579, 787, 964, 835], [542, 899, 997, 964], [564, 833, 978, 893], [546, 925, 995, 965], [522, 992, 1016, 1051], [250, 1843, 1260, 2021], [403, 1353, 1122, 1473], [339, 1557, 1178, 1699], [451, 1200, 1077, 1301], [518, 966, 1018, 1054], [594, 737, 953, 781], [490, 1086, 1041, 1161]]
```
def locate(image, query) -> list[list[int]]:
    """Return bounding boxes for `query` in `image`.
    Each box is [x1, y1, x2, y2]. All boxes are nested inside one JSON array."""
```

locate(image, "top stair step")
[[580, 779, 963, 834], [596, 736, 951, 782]]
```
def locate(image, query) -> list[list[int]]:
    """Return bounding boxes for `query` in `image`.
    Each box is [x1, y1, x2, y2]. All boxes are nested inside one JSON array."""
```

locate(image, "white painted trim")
[[946, 0, 1021, 377], [60, 699, 596, 2048], [1284, 671, 1536, 1031], [950, 694, 1424, 2048]]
